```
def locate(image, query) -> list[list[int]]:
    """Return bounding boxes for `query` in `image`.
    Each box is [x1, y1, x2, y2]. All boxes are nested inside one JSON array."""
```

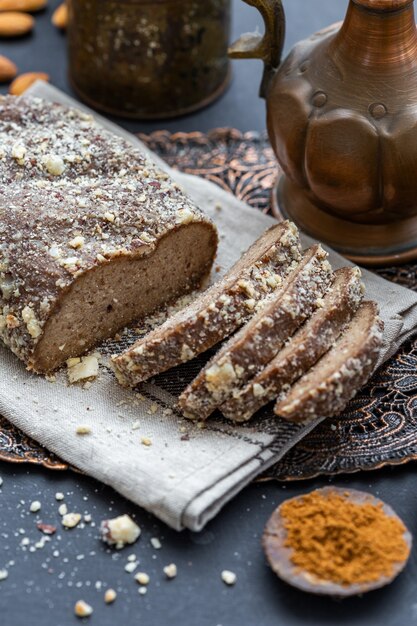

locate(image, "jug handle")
[[228, 0, 285, 98]]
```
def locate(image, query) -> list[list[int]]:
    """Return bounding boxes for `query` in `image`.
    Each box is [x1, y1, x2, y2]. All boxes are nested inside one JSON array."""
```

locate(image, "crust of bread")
[[221, 267, 365, 422], [113, 222, 302, 386], [179, 244, 333, 420], [274, 301, 384, 424]]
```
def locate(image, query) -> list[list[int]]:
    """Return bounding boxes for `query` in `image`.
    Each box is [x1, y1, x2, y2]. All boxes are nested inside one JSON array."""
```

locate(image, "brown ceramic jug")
[[231, 0, 417, 265]]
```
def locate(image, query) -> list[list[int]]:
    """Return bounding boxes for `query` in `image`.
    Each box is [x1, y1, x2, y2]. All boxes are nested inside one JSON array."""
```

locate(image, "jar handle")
[[228, 0, 286, 98]]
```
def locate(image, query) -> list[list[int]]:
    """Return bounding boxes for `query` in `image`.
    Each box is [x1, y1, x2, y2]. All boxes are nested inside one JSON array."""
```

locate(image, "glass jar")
[[67, 0, 231, 119]]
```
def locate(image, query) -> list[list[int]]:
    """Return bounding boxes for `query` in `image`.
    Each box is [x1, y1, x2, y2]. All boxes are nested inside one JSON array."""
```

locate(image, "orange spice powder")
[[281, 490, 410, 586]]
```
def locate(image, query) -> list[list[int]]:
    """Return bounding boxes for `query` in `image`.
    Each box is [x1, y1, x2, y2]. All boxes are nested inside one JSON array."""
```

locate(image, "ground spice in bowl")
[[263, 487, 412, 596]]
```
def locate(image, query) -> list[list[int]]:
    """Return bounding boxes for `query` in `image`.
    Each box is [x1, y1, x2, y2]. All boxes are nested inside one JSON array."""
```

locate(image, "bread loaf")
[[220, 267, 365, 422], [274, 301, 383, 424], [179, 244, 333, 420], [113, 222, 302, 386], [0, 96, 218, 372]]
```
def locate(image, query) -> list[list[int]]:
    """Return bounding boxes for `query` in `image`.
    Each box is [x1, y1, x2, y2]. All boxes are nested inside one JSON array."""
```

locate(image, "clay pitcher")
[[230, 0, 417, 265]]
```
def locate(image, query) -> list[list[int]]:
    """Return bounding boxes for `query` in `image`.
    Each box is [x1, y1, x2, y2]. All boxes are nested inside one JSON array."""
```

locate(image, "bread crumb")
[[163, 563, 177, 579], [138, 586, 147, 595], [134, 572, 150, 585], [58, 503, 68, 516], [124, 561, 138, 573], [30, 501, 41, 513], [0, 569, 8, 581], [104, 588, 117, 604], [100, 514, 141, 548], [150, 537, 161, 550], [141, 437, 152, 447], [76, 426, 91, 435], [221, 570, 237, 585], [67, 355, 99, 384], [62, 512, 82, 529], [74, 600, 93, 618]]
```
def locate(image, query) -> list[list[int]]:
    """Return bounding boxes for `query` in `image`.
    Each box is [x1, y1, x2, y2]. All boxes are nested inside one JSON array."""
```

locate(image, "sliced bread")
[[113, 222, 302, 386], [274, 301, 383, 424], [221, 267, 365, 422], [179, 244, 333, 420]]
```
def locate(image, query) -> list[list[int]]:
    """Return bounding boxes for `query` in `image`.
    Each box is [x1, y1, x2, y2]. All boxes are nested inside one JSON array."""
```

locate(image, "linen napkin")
[[0, 82, 415, 532]]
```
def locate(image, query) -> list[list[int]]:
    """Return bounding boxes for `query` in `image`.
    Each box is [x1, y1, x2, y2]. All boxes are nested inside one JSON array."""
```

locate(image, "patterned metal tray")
[[2, 129, 417, 481]]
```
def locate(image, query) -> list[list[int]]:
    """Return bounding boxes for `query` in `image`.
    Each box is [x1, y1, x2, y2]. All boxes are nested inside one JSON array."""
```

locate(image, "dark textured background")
[[2, 2, 417, 625]]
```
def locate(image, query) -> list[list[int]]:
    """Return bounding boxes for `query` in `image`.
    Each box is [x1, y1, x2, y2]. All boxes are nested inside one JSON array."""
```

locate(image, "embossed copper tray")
[[1, 129, 417, 481]]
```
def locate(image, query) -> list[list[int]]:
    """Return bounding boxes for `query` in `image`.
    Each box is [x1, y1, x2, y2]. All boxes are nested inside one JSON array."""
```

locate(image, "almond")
[[9, 71, 49, 95], [52, 2, 66, 29], [0, 55, 17, 83], [0, 0, 47, 12], [0, 11, 34, 36]]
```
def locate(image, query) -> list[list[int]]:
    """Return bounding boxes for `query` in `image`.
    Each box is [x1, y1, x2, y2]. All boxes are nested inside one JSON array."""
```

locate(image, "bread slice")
[[221, 267, 365, 422], [113, 222, 302, 386], [179, 244, 333, 420], [0, 96, 217, 372], [274, 301, 383, 424]]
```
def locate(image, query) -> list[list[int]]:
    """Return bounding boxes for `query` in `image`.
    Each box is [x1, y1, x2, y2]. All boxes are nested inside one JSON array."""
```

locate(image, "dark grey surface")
[[1, 462, 417, 626], [0, 0, 348, 132], [1, 1, 417, 625]]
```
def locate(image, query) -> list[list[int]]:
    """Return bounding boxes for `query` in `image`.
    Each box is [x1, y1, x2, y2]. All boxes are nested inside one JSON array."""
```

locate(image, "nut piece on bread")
[[113, 222, 302, 386], [179, 244, 333, 421], [221, 266, 365, 422], [274, 301, 383, 424], [0, 96, 217, 372]]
